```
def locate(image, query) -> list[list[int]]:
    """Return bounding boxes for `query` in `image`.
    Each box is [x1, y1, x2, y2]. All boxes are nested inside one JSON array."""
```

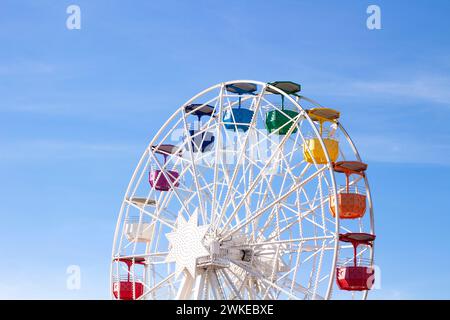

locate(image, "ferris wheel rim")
[[111, 80, 374, 300]]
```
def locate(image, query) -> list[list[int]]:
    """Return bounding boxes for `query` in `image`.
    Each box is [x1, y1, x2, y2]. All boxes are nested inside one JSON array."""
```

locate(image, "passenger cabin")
[[336, 233, 375, 291], [149, 144, 180, 191], [223, 83, 257, 132], [265, 81, 301, 135], [125, 198, 156, 242], [303, 108, 340, 164], [330, 161, 368, 219], [112, 257, 145, 300], [184, 103, 215, 153]]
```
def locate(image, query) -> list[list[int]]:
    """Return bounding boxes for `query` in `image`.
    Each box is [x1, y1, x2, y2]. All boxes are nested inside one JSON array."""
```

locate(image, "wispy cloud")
[[369, 288, 410, 300], [355, 134, 450, 166], [349, 76, 450, 105], [311, 74, 450, 106], [0, 139, 141, 161], [0, 60, 55, 76]]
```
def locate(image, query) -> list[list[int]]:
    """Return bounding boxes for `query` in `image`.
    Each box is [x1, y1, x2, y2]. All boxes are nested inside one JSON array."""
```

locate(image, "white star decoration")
[[165, 211, 210, 278]]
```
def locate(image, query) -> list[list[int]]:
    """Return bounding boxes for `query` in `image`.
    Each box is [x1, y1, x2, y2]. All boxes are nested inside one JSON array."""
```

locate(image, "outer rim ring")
[[110, 80, 374, 300]]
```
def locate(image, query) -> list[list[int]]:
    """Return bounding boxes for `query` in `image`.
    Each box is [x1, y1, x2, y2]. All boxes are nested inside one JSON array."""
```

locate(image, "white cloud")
[[0, 139, 141, 161], [355, 134, 450, 166], [350, 77, 450, 105], [369, 288, 409, 300], [0, 60, 55, 76], [310, 74, 450, 106]]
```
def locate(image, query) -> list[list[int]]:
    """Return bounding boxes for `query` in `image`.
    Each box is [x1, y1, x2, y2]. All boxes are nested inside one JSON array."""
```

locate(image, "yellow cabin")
[[303, 108, 340, 164]]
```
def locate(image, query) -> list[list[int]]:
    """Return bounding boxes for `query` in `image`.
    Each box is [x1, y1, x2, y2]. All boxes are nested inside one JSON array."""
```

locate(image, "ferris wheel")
[[110, 80, 376, 300]]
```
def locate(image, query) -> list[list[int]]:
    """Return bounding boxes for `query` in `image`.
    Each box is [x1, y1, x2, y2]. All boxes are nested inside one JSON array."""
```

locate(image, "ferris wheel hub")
[[198, 233, 253, 270]]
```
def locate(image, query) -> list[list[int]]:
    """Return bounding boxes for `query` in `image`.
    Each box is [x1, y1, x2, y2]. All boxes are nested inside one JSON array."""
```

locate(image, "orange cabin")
[[330, 161, 368, 219]]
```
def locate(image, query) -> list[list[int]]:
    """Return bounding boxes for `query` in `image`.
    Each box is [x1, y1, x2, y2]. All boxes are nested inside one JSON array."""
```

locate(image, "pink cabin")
[[149, 169, 179, 191], [149, 144, 180, 191]]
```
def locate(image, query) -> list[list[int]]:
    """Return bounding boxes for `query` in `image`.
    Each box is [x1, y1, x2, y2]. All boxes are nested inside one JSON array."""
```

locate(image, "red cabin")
[[149, 144, 180, 191], [112, 257, 145, 300], [330, 161, 368, 219], [336, 265, 375, 291], [336, 233, 375, 291], [113, 281, 144, 300]]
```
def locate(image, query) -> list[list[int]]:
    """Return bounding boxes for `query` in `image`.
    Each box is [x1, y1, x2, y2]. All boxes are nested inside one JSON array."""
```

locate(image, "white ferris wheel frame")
[[110, 80, 375, 300]]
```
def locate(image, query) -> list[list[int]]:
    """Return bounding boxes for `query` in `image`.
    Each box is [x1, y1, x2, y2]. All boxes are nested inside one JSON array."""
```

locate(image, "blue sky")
[[1, 0, 450, 299]]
